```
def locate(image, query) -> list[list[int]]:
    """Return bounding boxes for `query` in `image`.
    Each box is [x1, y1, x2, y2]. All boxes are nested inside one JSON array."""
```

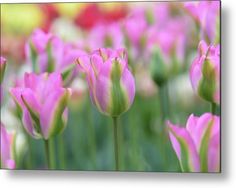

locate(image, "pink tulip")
[[1, 123, 16, 169], [147, 19, 187, 86], [0, 56, 6, 84], [10, 72, 71, 139], [77, 48, 135, 117], [167, 113, 220, 172], [86, 23, 125, 50], [190, 40, 220, 104], [123, 8, 147, 48], [25, 29, 86, 82], [184, 1, 220, 43]]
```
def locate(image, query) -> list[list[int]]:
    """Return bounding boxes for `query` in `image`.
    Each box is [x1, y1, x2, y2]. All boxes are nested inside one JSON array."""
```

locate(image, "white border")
[[1, 0, 236, 188]]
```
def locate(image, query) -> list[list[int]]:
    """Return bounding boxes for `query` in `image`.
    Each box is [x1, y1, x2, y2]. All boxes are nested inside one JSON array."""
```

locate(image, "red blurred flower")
[[74, 4, 127, 30], [38, 4, 60, 32], [74, 4, 102, 30]]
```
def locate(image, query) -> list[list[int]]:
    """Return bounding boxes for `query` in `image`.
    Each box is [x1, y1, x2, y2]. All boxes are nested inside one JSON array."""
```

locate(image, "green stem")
[[49, 139, 56, 169], [159, 84, 170, 169], [58, 135, 65, 169], [211, 102, 217, 114], [112, 116, 120, 171], [44, 139, 55, 169], [44, 139, 50, 169], [26, 134, 33, 169], [87, 104, 97, 169], [159, 84, 170, 122]]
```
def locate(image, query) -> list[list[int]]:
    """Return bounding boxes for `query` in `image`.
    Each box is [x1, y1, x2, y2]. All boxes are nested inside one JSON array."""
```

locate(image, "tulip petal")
[[190, 57, 203, 92], [21, 88, 41, 116], [42, 72, 63, 99], [40, 88, 71, 139], [208, 132, 220, 172], [120, 69, 135, 109], [76, 55, 91, 73], [94, 75, 112, 115], [22, 109, 41, 138], [186, 113, 213, 151], [90, 54, 103, 75], [167, 122, 200, 172], [198, 115, 220, 172]]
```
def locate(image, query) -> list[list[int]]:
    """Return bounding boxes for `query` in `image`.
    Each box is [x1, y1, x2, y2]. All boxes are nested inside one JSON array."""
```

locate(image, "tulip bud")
[[167, 113, 220, 172], [77, 48, 135, 117], [10, 72, 71, 140], [0, 56, 6, 84], [1, 123, 16, 169], [190, 40, 220, 104]]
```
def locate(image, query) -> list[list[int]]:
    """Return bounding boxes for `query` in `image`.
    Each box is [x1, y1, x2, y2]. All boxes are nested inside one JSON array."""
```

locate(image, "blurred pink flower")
[[124, 8, 147, 47], [77, 48, 135, 117], [25, 29, 86, 83], [1, 123, 16, 169], [86, 23, 125, 50], [184, 1, 220, 42], [10, 72, 71, 139], [190, 40, 220, 104], [147, 18, 187, 86], [167, 113, 220, 172]]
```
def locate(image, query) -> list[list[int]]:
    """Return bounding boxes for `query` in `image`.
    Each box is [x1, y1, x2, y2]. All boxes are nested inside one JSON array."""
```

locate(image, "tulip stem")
[[58, 135, 66, 169], [112, 116, 120, 171], [44, 140, 51, 169], [159, 84, 170, 122], [211, 102, 217, 114]]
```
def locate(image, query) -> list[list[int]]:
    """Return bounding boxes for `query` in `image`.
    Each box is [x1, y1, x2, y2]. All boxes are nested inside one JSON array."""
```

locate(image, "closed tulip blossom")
[[167, 113, 220, 172], [1, 123, 16, 169], [190, 40, 220, 105], [77, 48, 135, 170], [10, 72, 71, 140], [77, 48, 135, 117]]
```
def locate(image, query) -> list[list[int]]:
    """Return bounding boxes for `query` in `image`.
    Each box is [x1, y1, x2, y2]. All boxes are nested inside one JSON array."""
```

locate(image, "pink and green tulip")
[[190, 40, 220, 105], [77, 48, 135, 117], [167, 113, 220, 172], [10, 72, 71, 140], [1, 123, 16, 169]]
